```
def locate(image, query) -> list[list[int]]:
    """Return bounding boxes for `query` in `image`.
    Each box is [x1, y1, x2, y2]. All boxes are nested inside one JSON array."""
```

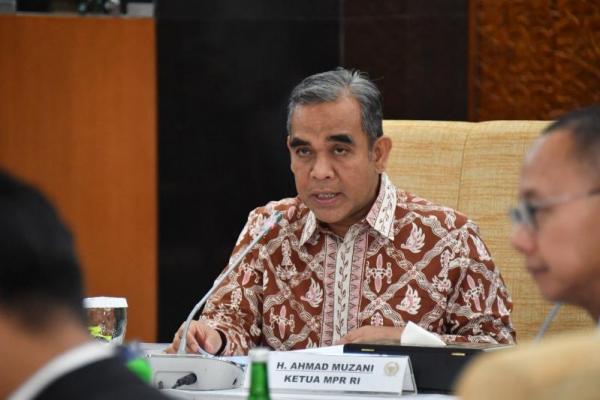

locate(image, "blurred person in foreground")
[[168, 68, 515, 356], [0, 171, 168, 400], [508, 105, 600, 321], [457, 105, 600, 399]]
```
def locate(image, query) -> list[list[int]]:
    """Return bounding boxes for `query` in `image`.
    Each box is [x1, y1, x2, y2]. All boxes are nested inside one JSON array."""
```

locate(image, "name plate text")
[[244, 351, 416, 395]]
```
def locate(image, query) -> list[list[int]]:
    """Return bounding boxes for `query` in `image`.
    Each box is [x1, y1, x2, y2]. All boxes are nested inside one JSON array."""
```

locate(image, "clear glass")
[[83, 297, 128, 344]]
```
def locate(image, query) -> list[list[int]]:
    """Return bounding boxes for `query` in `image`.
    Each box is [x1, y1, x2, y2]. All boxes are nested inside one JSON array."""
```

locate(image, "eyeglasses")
[[509, 188, 600, 230]]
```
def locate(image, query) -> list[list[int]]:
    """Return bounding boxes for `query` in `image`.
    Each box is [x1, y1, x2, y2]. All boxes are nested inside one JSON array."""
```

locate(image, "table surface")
[[163, 387, 456, 400], [141, 344, 456, 400]]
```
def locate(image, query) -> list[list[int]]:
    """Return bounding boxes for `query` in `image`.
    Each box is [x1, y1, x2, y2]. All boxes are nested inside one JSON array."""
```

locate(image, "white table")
[[141, 344, 455, 400], [163, 387, 455, 400]]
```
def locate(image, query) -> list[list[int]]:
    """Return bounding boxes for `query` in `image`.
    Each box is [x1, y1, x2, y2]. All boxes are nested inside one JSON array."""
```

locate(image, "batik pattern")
[[201, 173, 515, 355]]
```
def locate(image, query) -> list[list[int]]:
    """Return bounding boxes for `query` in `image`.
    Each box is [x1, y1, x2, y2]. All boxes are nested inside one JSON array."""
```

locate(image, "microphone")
[[534, 302, 562, 342], [178, 211, 283, 355], [146, 211, 283, 391]]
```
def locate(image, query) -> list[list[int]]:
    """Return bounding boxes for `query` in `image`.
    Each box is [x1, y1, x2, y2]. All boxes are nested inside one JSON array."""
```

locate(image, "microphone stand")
[[178, 211, 282, 354], [535, 302, 562, 342], [146, 211, 282, 391]]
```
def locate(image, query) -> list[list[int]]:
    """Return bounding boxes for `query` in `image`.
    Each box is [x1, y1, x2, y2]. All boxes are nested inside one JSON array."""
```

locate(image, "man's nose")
[[510, 224, 536, 255], [310, 155, 334, 180]]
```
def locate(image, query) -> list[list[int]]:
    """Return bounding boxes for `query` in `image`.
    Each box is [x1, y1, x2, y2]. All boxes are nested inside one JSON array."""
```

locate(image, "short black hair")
[[0, 171, 85, 328], [543, 105, 600, 174]]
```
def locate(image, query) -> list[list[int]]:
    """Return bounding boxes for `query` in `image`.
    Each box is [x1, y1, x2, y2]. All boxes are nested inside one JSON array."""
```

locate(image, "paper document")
[[292, 345, 345, 355], [401, 321, 446, 346]]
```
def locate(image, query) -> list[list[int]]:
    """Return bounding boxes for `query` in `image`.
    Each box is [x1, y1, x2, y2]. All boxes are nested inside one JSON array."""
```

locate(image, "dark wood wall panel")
[[156, 0, 340, 341], [470, 0, 600, 120], [344, 0, 469, 120]]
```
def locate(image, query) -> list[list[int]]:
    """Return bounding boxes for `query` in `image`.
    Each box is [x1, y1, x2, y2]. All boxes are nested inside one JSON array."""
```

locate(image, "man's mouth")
[[527, 265, 549, 277], [312, 192, 340, 205]]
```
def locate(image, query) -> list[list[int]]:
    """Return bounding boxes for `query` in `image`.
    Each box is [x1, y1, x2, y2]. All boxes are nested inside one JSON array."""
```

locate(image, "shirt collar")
[[299, 172, 397, 246], [8, 341, 115, 400]]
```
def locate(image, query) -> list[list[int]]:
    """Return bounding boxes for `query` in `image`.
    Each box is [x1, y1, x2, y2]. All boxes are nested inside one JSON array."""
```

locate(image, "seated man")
[[509, 105, 600, 323], [0, 172, 168, 400], [168, 68, 515, 356], [457, 105, 600, 399]]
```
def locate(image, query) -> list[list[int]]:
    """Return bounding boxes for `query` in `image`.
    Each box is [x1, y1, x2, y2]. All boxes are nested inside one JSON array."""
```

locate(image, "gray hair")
[[543, 105, 600, 175], [286, 68, 383, 146]]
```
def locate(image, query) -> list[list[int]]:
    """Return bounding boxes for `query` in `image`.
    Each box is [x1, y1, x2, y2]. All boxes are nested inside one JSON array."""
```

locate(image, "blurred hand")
[[335, 326, 404, 345], [165, 320, 222, 354]]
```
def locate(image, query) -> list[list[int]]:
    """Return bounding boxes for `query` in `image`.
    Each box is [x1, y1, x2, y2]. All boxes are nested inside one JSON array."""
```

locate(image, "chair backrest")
[[383, 120, 594, 341]]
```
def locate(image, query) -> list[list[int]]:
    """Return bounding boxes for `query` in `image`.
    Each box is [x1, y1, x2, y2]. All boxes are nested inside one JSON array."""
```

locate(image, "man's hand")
[[165, 320, 223, 354], [336, 326, 404, 345]]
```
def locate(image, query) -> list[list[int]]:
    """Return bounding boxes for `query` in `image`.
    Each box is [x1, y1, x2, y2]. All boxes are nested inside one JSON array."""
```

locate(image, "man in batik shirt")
[[168, 68, 515, 356]]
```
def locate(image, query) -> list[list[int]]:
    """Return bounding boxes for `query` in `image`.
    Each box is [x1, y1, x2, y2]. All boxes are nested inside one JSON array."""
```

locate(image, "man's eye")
[[534, 206, 552, 218], [333, 147, 349, 156], [525, 204, 538, 220], [296, 148, 311, 157]]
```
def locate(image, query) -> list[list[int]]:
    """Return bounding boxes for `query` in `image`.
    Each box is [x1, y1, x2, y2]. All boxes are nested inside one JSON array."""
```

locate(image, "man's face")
[[511, 131, 600, 309], [287, 96, 390, 237]]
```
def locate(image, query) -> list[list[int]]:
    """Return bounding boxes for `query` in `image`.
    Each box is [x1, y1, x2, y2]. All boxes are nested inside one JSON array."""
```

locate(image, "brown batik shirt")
[[201, 173, 515, 355]]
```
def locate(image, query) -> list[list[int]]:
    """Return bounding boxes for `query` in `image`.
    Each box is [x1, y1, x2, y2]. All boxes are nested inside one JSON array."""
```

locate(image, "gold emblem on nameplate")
[[384, 362, 399, 376]]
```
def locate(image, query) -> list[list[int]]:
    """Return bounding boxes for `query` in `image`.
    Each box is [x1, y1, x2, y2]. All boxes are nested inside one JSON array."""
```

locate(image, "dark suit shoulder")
[[35, 356, 169, 400]]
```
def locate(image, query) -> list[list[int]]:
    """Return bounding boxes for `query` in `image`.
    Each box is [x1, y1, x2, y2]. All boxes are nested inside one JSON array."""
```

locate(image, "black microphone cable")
[[172, 373, 197, 389]]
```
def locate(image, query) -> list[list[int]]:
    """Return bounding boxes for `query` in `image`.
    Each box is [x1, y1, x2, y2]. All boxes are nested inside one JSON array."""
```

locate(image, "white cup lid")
[[248, 347, 270, 362], [83, 297, 128, 308]]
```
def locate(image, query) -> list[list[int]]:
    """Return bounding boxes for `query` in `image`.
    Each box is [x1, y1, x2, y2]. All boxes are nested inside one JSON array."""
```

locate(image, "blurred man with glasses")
[[509, 105, 600, 322], [456, 105, 600, 400]]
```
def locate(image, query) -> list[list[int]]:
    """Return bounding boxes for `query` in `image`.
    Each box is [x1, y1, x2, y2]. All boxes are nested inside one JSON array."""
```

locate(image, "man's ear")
[[372, 136, 392, 173]]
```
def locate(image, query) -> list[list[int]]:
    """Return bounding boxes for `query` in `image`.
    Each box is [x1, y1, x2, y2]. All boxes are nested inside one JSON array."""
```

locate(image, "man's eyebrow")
[[289, 134, 354, 148], [327, 134, 354, 145], [289, 137, 310, 148]]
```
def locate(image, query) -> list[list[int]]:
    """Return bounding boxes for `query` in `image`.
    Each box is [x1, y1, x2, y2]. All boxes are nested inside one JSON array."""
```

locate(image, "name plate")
[[244, 351, 416, 395]]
